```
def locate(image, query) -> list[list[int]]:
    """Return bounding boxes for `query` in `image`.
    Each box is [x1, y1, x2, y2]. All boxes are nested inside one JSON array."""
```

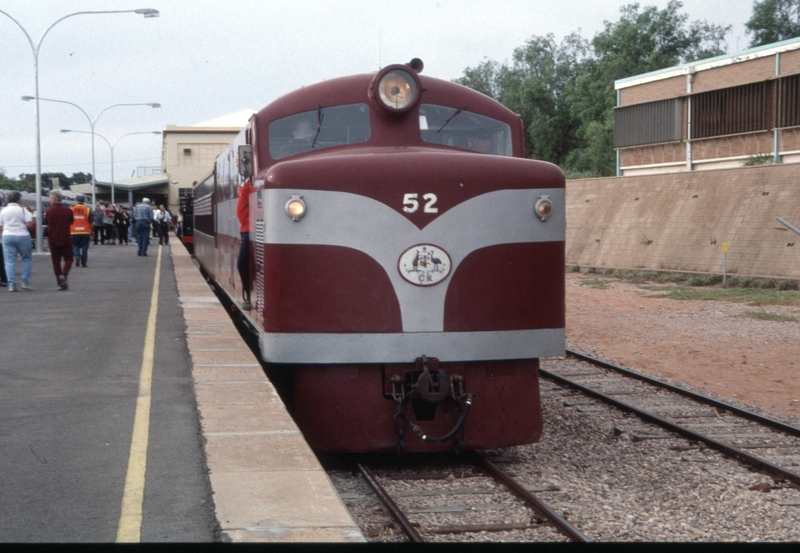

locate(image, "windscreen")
[[269, 103, 371, 160], [419, 104, 513, 156]]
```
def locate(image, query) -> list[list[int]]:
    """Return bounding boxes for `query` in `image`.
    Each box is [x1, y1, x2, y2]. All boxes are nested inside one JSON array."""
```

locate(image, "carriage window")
[[269, 103, 371, 160], [419, 104, 512, 156]]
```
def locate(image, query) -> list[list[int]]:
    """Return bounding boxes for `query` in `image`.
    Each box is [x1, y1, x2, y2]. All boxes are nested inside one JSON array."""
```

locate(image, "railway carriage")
[[193, 60, 565, 452]]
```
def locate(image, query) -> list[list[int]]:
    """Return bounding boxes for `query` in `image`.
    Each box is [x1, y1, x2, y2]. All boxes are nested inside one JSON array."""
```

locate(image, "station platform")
[[0, 239, 364, 543]]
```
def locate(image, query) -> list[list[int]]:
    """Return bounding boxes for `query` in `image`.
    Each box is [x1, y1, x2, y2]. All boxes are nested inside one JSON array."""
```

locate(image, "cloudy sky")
[[1, 0, 756, 184]]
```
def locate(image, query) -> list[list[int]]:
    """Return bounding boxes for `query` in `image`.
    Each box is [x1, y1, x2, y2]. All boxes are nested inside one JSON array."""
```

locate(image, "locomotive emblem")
[[398, 244, 451, 286]]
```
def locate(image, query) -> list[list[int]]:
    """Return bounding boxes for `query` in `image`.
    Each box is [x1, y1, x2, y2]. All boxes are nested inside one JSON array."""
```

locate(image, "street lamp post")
[[61, 130, 161, 204], [22, 97, 161, 207], [0, 7, 159, 253]]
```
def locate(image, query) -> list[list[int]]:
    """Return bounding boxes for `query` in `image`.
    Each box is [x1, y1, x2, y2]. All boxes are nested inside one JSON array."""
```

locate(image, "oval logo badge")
[[398, 244, 451, 286]]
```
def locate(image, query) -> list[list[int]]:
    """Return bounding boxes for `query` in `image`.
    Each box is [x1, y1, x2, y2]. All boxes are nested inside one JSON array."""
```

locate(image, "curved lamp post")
[[22, 97, 160, 208], [1, 7, 159, 253], [61, 129, 161, 204]]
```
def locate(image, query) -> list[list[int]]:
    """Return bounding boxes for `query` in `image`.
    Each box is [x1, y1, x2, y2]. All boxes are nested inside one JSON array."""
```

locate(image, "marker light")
[[535, 196, 553, 221], [371, 65, 422, 115], [285, 195, 307, 221]]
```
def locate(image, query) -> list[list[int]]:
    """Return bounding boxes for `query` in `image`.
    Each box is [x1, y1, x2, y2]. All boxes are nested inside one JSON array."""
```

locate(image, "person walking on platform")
[[114, 204, 129, 246], [91, 202, 105, 245], [155, 204, 171, 245], [45, 190, 74, 290], [0, 190, 35, 292], [103, 203, 116, 245], [70, 195, 92, 268], [134, 198, 155, 256], [0, 193, 7, 287]]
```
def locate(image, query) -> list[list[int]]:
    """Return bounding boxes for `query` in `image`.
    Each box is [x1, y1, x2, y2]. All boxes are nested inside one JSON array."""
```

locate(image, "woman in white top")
[[0, 191, 35, 292]]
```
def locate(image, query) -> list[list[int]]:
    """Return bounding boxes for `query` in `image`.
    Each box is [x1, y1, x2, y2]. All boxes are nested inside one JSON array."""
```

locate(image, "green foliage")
[[455, 1, 731, 177], [687, 274, 724, 286], [742, 311, 797, 322], [580, 279, 610, 289], [652, 286, 800, 306], [746, 0, 800, 46], [743, 154, 774, 166], [0, 171, 89, 193]]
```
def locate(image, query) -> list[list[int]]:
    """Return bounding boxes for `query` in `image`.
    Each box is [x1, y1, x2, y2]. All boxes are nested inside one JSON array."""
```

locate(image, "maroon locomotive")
[[193, 59, 565, 452]]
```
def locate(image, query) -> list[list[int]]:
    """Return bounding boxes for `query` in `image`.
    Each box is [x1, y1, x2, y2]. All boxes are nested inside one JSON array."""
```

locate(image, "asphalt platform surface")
[[0, 240, 216, 542]]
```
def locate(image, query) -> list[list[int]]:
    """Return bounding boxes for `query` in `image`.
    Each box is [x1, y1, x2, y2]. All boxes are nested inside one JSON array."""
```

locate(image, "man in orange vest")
[[71, 194, 92, 268]]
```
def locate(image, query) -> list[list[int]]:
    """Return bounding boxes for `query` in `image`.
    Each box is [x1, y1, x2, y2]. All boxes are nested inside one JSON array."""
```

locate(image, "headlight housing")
[[285, 195, 307, 222], [370, 65, 422, 116], [535, 195, 553, 221]]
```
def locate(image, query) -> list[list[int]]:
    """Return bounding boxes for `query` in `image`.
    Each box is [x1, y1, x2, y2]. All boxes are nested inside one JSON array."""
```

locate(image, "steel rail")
[[473, 453, 590, 542], [541, 360, 800, 486], [565, 349, 800, 438], [358, 463, 424, 543]]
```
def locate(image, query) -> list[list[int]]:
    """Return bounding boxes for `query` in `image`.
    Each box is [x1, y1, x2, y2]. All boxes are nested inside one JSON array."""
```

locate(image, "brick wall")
[[565, 164, 800, 279], [619, 76, 685, 105], [693, 56, 776, 93], [780, 49, 800, 74]]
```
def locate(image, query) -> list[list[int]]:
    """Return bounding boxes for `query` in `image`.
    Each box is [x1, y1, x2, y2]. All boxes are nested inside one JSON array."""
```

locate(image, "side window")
[[419, 104, 513, 156], [269, 103, 371, 160]]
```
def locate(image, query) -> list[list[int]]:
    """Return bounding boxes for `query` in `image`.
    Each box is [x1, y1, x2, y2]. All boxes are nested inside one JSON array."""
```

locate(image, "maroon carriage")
[[194, 60, 565, 452]]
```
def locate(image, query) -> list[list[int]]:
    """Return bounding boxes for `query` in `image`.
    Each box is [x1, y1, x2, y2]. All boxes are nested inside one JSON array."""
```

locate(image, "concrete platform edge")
[[170, 245, 365, 543]]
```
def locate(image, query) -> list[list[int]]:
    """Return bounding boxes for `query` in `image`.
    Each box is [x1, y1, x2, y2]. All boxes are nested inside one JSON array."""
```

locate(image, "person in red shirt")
[[237, 177, 255, 310], [45, 190, 75, 290]]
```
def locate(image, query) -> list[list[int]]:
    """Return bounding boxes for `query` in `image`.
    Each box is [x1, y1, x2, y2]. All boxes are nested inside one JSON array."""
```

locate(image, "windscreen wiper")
[[312, 105, 324, 148], [437, 105, 467, 133]]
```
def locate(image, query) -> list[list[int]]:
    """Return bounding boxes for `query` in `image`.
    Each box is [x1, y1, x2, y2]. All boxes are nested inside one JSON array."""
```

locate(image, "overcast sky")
[[1, 0, 756, 184]]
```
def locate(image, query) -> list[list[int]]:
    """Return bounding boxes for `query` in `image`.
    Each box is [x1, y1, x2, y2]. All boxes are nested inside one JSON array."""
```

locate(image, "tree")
[[456, 33, 590, 165], [746, 0, 800, 46], [456, 2, 731, 177]]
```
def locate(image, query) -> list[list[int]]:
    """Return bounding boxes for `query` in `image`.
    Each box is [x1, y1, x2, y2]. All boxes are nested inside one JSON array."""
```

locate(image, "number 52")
[[402, 193, 438, 213]]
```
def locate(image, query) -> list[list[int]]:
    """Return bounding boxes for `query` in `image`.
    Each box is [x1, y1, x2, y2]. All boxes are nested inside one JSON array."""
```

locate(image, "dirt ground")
[[564, 273, 800, 418]]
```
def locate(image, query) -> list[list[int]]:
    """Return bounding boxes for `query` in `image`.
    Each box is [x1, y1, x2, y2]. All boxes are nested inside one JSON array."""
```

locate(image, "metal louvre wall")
[[778, 73, 800, 128], [614, 98, 682, 148], [691, 82, 770, 139]]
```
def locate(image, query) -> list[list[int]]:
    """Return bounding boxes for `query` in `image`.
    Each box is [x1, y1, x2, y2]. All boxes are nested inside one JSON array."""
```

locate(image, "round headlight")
[[285, 195, 306, 221], [371, 65, 421, 115], [535, 196, 553, 221]]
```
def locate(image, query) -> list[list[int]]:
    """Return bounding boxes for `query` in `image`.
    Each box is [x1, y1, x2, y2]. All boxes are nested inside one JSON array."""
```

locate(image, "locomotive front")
[[245, 61, 565, 452]]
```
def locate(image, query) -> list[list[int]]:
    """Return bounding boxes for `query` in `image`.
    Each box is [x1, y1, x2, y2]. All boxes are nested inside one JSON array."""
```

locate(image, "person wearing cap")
[[45, 189, 74, 290], [134, 197, 155, 256], [71, 194, 92, 268]]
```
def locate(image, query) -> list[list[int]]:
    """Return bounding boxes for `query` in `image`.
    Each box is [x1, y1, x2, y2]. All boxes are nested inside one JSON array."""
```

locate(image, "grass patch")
[[580, 279, 610, 290], [742, 311, 798, 322], [642, 285, 800, 306]]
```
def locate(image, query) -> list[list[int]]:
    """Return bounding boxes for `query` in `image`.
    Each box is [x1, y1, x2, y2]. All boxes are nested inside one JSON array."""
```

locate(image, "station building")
[[74, 109, 254, 214], [614, 36, 800, 176], [160, 109, 255, 214]]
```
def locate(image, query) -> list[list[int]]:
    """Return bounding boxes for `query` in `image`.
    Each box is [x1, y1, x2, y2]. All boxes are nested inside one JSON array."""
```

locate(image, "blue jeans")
[[136, 220, 151, 255], [3, 234, 33, 287], [72, 234, 91, 266]]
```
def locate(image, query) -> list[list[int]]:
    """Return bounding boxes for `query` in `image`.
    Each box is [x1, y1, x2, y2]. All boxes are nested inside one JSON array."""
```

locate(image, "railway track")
[[542, 350, 800, 487], [353, 453, 589, 542]]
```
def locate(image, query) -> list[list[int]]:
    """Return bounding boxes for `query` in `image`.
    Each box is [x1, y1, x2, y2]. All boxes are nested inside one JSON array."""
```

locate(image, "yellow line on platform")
[[116, 245, 162, 543]]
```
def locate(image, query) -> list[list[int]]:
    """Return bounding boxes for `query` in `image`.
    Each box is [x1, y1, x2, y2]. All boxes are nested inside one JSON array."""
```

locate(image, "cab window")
[[419, 104, 512, 156], [269, 103, 371, 160]]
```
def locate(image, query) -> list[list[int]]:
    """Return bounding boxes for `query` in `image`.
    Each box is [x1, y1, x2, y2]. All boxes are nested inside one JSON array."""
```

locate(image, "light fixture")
[[370, 65, 422, 116], [285, 195, 306, 221], [535, 196, 553, 221]]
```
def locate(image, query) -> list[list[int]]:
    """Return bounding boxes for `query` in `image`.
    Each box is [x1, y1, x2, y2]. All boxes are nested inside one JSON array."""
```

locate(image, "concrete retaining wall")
[[565, 163, 800, 279]]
